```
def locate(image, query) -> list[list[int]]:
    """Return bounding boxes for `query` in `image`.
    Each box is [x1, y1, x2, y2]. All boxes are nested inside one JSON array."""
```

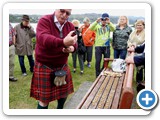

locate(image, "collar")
[[54, 15, 68, 26], [20, 22, 30, 29], [117, 25, 128, 29], [54, 15, 59, 23]]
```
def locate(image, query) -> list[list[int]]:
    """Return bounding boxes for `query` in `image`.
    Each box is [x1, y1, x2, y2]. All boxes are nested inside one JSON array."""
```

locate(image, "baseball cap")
[[101, 13, 109, 19]]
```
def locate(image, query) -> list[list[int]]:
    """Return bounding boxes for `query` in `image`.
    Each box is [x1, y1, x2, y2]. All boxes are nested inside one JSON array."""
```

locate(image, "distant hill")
[[9, 13, 145, 25]]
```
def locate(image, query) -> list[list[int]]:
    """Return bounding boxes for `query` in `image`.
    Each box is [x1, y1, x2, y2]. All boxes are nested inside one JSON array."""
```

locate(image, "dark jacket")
[[134, 43, 145, 66], [113, 25, 132, 50]]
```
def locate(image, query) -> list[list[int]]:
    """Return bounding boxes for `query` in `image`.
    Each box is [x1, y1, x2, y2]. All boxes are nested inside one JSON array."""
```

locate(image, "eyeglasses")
[[60, 9, 71, 16]]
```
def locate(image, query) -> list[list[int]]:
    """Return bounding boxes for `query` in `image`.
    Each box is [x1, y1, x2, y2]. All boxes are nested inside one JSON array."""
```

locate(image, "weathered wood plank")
[[96, 76, 114, 109], [111, 74, 125, 109], [103, 76, 117, 109], [90, 75, 110, 109], [81, 75, 106, 109], [77, 69, 106, 109]]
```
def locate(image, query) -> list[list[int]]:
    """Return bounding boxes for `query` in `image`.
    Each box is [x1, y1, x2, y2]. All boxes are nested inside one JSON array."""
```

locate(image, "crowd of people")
[[9, 9, 145, 109]]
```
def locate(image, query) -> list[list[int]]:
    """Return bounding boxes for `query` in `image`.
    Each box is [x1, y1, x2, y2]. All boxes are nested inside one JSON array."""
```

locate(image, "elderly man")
[[30, 9, 77, 109], [89, 13, 115, 77], [14, 15, 35, 76]]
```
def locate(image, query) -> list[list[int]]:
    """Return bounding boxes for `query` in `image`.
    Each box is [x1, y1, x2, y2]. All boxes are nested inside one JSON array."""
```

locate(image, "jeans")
[[18, 55, 34, 73], [95, 46, 110, 77], [114, 49, 127, 60], [83, 46, 93, 63], [72, 51, 84, 71]]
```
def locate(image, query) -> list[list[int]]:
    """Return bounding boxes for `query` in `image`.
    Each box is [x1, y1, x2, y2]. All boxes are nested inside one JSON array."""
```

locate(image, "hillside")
[[9, 13, 144, 25]]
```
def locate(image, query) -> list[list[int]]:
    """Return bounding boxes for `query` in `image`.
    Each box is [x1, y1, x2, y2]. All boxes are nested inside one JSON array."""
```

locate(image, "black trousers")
[[83, 46, 93, 63], [95, 46, 110, 77]]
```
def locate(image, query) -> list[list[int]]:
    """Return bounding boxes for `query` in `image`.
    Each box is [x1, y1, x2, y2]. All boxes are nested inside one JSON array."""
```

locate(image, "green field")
[[9, 47, 139, 109]]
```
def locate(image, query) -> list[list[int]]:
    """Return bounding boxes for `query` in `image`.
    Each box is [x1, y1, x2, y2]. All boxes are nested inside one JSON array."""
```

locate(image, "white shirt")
[[54, 16, 67, 32]]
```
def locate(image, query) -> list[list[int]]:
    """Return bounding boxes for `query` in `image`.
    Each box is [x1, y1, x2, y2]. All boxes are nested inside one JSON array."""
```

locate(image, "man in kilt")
[[30, 9, 77, 109]]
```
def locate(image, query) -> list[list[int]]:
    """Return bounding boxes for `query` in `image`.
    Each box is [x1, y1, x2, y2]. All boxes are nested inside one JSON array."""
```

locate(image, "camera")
[[101, 18, 108, 21], [72, 29, 79, 36]]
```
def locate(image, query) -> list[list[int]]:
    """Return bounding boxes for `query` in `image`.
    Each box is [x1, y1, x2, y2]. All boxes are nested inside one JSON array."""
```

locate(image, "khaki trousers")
[[9, 45, 15, 78]]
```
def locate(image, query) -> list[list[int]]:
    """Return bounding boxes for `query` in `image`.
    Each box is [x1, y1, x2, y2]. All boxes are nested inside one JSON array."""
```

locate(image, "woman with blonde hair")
[[71, 19, 85, 74], [127, 19, 145, 87], [128, 20, 145, 47], [112, 16, 132, 59]]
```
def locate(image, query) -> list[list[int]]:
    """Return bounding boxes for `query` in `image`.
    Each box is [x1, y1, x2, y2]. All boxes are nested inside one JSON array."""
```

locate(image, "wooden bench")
[[77, 57, 134, 109]]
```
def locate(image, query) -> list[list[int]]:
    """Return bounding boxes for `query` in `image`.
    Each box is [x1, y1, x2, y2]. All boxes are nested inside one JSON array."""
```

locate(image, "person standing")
[[127, 20, 145, 84], [125, 43, 145, 93], [80, 17, 96, 68], [127, 20, 145, 47], [14, 15, 35, 76], [90, 13, 115, 77], [112, 16, 132, 59], [9, 23, 17, 81], [71, 19, 84, 74], [30, 9, 77, 109]]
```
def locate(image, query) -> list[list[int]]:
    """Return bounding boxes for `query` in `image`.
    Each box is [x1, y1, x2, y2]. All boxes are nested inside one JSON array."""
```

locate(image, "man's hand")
[[62, 46, 74, 53], [63, 31, 77, 47], [96, 18, 101, 23], [127, 46, 135, 52], [27, 22, 31, 28], [106, 18, 110, 24]]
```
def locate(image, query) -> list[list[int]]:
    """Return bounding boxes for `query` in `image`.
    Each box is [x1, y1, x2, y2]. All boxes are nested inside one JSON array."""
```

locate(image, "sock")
[[57, 97, 67, 109], [37, 103, 49, 109]]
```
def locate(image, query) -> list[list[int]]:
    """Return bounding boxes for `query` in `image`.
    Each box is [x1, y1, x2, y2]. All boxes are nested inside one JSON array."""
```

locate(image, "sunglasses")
[[60, 9, 71, 16]]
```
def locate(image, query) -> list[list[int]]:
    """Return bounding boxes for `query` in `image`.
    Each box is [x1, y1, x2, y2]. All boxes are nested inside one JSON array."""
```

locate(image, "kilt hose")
[[30, 62, 74, 103]]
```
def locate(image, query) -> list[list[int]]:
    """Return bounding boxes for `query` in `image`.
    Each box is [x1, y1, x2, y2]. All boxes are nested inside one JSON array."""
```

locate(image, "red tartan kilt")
[[30, 62, 74, 103]]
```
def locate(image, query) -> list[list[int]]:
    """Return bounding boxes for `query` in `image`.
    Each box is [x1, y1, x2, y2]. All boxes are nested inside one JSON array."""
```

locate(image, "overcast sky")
[[9, 9, 145, 17]]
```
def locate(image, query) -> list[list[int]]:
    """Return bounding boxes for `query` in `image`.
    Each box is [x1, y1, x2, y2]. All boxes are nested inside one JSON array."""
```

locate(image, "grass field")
[[9, 47, 138, 109]]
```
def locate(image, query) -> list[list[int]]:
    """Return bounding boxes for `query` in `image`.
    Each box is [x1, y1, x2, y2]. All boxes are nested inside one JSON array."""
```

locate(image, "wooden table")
[[77, 58, 134, 109]]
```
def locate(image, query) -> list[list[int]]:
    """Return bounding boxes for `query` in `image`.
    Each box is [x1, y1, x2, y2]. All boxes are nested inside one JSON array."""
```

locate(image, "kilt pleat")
[[30, 62, 74, 103]]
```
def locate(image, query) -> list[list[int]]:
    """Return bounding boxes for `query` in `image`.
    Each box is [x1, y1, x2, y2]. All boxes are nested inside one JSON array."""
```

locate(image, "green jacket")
[[89, 21, 115, 46]]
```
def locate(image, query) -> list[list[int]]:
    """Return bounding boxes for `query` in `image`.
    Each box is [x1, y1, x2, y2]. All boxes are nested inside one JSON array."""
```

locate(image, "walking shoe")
[[9, 77, 18, 82], [22, 73, 27, 76], [73, 69, 76, 73], [80, 71, 84, 75], [87, 63, 91, 68]]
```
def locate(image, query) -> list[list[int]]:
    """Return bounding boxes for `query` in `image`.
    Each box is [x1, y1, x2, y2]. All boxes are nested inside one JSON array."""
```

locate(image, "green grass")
[[9, 46, 139, 109]]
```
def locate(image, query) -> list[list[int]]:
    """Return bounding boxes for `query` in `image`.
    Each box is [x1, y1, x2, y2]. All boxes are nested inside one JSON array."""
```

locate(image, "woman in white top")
[[127, 19, 145, 89], [128, 20, 145, 47]]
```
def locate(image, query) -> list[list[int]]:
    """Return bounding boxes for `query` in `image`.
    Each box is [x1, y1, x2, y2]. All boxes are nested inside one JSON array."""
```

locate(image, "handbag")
[[53, 64, 67, 86], [78, 38, 86, 54]]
